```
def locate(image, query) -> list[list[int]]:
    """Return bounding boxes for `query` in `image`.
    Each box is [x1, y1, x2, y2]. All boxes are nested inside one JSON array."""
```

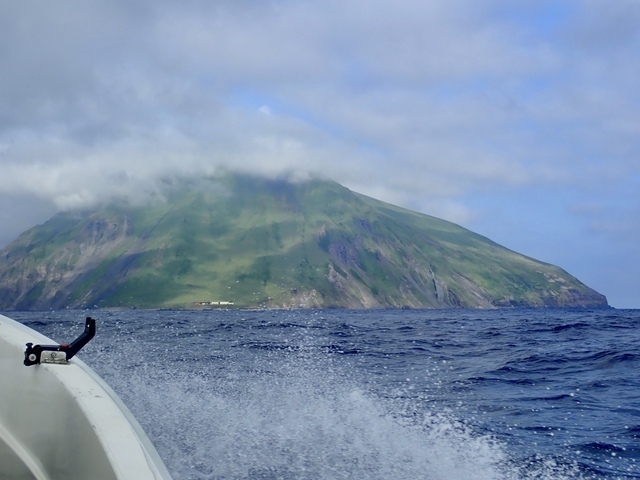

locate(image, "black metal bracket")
[[24, 317, 96, 366]]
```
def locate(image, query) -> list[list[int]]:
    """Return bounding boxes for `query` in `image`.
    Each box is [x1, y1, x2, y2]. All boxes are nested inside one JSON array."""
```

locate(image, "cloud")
[[0, 0, 638, 233]]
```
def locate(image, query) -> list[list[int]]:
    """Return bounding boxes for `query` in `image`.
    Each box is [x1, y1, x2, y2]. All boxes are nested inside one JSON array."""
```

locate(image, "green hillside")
[[0, 175, 608, 310]]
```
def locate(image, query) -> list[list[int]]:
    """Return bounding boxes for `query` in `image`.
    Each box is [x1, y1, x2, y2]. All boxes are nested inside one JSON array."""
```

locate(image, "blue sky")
[[1, 0, 638, 307]]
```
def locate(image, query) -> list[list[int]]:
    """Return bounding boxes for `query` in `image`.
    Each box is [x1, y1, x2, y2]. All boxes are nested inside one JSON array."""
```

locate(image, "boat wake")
[[95, 341, 587, 480]]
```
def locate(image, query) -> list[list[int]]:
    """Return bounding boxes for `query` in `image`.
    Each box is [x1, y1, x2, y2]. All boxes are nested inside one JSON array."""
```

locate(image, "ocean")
[[9, 308, 640, 479]]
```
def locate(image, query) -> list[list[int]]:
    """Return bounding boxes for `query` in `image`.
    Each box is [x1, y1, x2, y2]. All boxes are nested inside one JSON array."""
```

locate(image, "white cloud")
[[1, 0, 636, 203]]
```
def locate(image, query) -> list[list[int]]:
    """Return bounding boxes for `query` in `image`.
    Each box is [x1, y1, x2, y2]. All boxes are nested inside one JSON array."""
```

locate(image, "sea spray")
[[88, 317, 583, 479]]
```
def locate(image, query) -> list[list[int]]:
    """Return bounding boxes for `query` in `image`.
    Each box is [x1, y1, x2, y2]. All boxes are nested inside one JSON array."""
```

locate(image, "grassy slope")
[[355, 195, 589, 306], [108, 177, 350, 308], [0, 175, 607, 309]]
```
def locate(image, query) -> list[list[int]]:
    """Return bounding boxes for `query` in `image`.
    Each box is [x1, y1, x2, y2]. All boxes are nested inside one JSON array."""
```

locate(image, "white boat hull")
[[0, 314, 172, 480]]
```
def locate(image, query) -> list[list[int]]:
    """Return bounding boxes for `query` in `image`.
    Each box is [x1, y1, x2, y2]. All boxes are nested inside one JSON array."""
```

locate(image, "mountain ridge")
[[0, 175, 608, 310]]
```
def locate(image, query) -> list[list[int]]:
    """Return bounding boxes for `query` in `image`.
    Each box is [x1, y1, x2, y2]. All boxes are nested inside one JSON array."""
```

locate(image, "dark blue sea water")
[[8, 308, 640, 479]]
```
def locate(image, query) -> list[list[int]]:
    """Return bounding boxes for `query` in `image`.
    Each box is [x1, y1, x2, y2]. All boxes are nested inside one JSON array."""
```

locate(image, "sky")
[[1, 0, 638, 308]]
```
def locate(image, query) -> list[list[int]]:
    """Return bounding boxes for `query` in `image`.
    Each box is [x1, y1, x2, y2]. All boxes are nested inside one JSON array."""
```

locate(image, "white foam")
[[93, 342, 588, 480]]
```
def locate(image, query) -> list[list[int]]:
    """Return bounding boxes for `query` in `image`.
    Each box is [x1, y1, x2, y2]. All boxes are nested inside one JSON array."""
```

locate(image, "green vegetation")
[[0, 174, 608, 310]]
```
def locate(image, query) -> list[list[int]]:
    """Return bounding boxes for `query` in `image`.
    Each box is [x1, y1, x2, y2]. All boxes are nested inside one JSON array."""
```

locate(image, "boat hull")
[[0, 314, 172, 480]]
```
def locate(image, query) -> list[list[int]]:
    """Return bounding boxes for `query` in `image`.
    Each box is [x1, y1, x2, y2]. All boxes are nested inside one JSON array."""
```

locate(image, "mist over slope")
[[0, 175, 608, 310]]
